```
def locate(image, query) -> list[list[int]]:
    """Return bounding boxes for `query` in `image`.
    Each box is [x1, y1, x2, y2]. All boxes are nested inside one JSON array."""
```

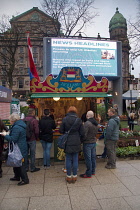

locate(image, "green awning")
[[31, 92, 112, 98]]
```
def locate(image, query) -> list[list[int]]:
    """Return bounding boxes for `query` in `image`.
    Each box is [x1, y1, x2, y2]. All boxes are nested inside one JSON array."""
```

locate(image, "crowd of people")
[[0, 106, 120, 185]]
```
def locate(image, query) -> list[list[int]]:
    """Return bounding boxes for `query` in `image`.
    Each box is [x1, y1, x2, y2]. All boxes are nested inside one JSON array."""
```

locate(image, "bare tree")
[[128, 1, 140, 61], [41, 0, 98, 37], [0, 15, 23, 89]]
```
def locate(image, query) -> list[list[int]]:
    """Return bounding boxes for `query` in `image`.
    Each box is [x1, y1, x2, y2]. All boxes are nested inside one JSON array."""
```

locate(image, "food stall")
[[30, 67, 110, 161]]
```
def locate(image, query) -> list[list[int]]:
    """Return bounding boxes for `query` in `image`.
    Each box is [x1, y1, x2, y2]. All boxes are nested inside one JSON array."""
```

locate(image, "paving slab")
[[98, 197, 132, 210], [68, 176, 100, 187], [27, 170, 45, 184], [0, 175, 18, 185], [0, 185, 9, 201], [0, 197, 29, 210], [92, 183, 132, 199], [111, 166, 140, 177], [128, 162, 140, 172], [4, 183, 43, 198], [28, 195, 72, 210], [96, 172, 121, 184], [44, 180, 68, 196], [124, 195, 140, 210], [68, 186, 101, 210], [119, 175, 140, 195]]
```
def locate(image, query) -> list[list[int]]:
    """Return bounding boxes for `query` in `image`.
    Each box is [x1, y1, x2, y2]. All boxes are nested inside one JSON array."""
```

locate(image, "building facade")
[[0, 7, 131, 98], [0, 7, 60, 99]]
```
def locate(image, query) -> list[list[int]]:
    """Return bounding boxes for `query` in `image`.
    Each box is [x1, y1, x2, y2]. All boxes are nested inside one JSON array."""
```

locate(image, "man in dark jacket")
[[105, 108, 120, 169], [39, 109, 56, 169], [80, 110, 98, 178], [24, 108, 40, 172]]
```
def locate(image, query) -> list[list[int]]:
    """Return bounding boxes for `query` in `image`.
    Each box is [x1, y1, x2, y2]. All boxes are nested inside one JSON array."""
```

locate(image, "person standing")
[[80, 111, 98, 178], [0, 119, 8, 178], [1, 113, 29, 185], [59, 106, 85, 184], [128, 112, 135, 131], [105, 108, 120, 169], [24, 108, 40, 172], [39, 109, 56, 169]]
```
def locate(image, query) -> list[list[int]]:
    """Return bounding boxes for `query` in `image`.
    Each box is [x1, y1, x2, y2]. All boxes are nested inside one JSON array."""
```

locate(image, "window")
[[19, 47, 24, 53], [2, 48, 7, 54], [33, 57, 37, 64], [33, 47, 37, 53], [19, 67, 24, 75], [2, 80, 6, 87], [18, 79, 24, 88], [20, 57, 24, 64], [3, 58, 6, 64]]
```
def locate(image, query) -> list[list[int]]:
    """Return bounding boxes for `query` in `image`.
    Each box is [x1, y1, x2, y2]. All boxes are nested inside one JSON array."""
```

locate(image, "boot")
[[72, 175, 77, 183], [66, 176, 72, 184]]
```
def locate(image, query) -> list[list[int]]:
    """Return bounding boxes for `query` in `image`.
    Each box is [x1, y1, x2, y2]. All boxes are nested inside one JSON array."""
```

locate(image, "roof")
[[122, 90, 139, 100], [109, 8, 127, 32], [10, 7, 60, 25]]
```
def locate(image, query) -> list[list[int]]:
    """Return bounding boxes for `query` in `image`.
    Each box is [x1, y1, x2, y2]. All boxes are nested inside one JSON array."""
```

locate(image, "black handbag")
[[57, 118, 78, 149], [1, 147, 9, 162]]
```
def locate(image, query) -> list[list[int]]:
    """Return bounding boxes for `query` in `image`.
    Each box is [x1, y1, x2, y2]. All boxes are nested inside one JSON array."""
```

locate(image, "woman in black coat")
[[59, 106, 85, 183]]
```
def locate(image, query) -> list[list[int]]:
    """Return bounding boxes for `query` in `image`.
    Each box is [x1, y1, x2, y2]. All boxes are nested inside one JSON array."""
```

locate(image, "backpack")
[[24, 118, 34, 140]]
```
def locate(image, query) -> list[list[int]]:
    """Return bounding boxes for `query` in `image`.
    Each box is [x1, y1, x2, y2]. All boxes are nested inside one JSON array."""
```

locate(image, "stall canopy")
[[122, 90, 139, 100], [31, 92, 111, 98]]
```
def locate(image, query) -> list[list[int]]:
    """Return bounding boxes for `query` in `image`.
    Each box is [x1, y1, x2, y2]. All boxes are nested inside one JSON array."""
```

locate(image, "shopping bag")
[[57, 133, 68, 149], [6, 142, 23, 167]]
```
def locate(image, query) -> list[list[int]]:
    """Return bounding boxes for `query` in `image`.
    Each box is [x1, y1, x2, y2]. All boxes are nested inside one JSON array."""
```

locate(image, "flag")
[[27, 34, 40, 82]]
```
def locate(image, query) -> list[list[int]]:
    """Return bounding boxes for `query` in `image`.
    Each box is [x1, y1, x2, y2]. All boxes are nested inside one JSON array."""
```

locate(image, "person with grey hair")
[[105, 108, 120, 169], [80, 110, 98, 178], [0, 113, 29, 185], [24, 108, 40, 172]]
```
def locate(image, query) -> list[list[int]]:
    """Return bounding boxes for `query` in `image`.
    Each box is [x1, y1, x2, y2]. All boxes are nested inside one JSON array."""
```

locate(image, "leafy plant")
[[116, 146, 140, 157], [119, 130, 134, 138]]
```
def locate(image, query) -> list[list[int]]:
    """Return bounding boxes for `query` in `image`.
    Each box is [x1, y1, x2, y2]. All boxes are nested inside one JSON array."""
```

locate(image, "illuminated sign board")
[[43, 38, 121, 78]]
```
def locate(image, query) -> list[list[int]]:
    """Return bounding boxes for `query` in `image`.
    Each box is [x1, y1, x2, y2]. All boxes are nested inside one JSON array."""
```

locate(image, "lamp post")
[[130, 64, 134, 112]]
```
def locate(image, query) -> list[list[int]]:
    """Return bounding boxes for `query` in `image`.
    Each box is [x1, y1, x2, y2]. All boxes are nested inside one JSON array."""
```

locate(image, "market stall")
[[30, 67, 110, 160]]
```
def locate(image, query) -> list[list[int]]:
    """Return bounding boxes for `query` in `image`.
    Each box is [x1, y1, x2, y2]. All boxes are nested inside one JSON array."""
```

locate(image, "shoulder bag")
[[6, 142, 23, 167], [57, 118, 78, 149]]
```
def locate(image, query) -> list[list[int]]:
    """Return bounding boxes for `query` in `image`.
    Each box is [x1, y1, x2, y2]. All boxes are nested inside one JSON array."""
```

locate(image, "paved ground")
[[1, 159, 140, 210]]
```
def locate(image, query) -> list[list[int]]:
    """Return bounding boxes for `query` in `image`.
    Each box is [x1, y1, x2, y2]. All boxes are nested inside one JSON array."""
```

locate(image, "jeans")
[[106, 140, 117, 167], [83, 143, 96, 177], [40, 140, 52, 166], [66, 153, 78, 176], [25, 140, 36, 171]]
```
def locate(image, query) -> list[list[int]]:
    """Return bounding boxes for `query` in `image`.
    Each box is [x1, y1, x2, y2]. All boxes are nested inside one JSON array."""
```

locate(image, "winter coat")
[[106, 115, 120, 141], [4, 120, 27, 158], [39, 116, 56, 142], [83, 118, 98, 143], [59, 112, 85, 153], [24, 115, 39, 141], [0, 121, 8, 154]]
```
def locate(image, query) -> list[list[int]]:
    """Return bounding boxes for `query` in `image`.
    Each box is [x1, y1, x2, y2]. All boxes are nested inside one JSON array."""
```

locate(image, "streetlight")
[[130, 64, 134, 112]]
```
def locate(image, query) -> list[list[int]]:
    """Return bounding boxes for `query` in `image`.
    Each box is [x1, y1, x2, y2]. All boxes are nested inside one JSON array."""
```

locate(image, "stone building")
[[109, 7, 131, 92], [0, 7, 131, 98], [0, 7, 60, 99]]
